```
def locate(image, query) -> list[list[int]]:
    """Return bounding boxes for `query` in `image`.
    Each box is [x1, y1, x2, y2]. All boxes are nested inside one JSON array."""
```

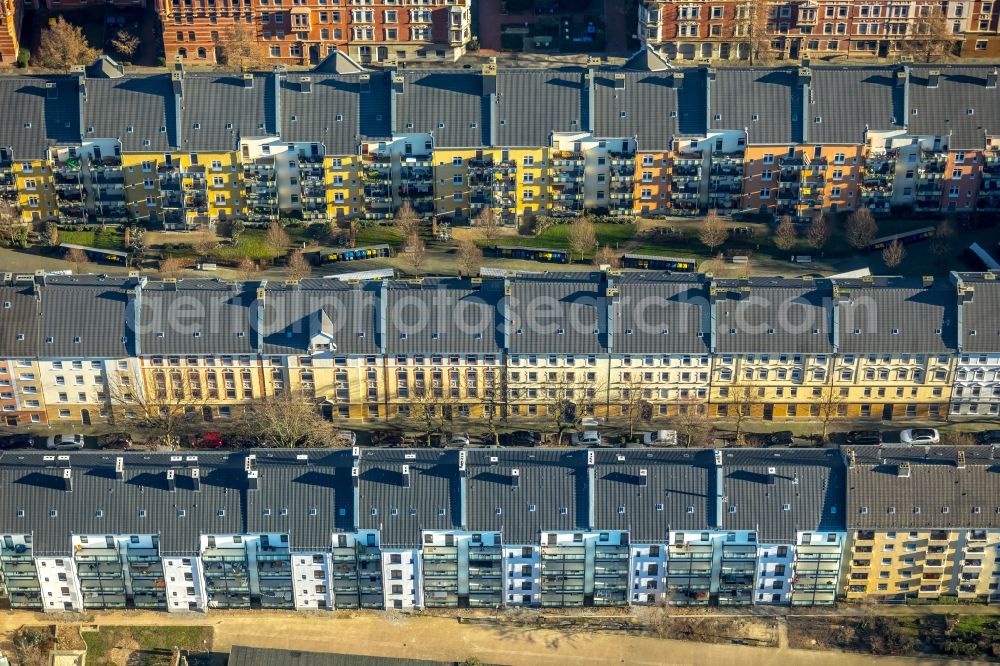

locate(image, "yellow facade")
[[832, 354, 954, 420], [325, 154, 361, 220], [14, 159, 55, 222]]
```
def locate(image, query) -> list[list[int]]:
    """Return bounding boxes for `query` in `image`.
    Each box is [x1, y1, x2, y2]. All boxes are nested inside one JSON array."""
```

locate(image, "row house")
[[5, 56, 1000, 229], [844, 445, 1000, 603], [0, 446, 847, 612], [638, 0, 1000, 61]]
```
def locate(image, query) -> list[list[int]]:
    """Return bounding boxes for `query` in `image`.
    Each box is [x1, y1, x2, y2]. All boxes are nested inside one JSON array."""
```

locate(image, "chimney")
[[481, 60, 497, 96], [714, 450, 723, 467], [191, 467, 201, 491], [401, 464, 410, 488], [115, 456, 124, 480], [247, 469, 259, 491], [897, 462, 911, 478], [614, 72, 625, 90], [928, 69, 940, 88], [351, 464, 359, 488], [166, 469, 176, 492], [62, 468, 73, 492], [922, 275, 934, 288], [359, 73, 370, 93], [639, 468, 647, 487], [459, 451, 469, 530], [393, 74, 405, 95], [586, 451, 596, 530], [351, 465, 360, 529], [846, 449, 856, 468], [352, 446, 361, 462], [243, 72, 255, 89], [767, 466, 777, 485], [957, 450, 966, 469], [511, 468, 520, 487], [797, 66, 812, 86], [45, 82, 57, 100], [713, 450, 724, 529], [458, 451, 467, 477], [988, 69, 998, 89], [295, 453, 309, 466], [299, 76, 312, 93]]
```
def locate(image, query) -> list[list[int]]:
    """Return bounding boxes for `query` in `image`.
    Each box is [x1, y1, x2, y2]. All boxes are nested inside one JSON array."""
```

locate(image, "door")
[[309, 44, 320, 65], [789, 38, 801, 60], [882, 404, 894, 421], [763, 404, 774, 420], [4, 416, 14, 426], [81, 409, 91, 425], [202, 406, 213, 422], [377, 46, 389, 62]]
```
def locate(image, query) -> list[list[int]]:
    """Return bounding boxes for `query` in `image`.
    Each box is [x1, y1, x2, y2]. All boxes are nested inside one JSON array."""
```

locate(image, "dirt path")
[[0, 610, 973, 666]]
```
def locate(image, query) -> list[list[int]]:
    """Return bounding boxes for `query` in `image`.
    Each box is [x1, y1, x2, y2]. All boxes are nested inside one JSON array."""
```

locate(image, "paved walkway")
[[0, 609, 990, 666]]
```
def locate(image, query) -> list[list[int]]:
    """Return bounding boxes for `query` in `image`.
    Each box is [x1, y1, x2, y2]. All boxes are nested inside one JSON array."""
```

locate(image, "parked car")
[[641, 430, 678, 446], [46, 434, 84, 450], [372, 430, 403, 447], [846, 430, 883, 445], [900, 428, 940, 444], [499, 431, 542, 447], [97, 432, 133, 450], [976, 430, 1000, 445], [333, 430, 357, 447], [190, 432, 225, 449], [571, 431, 602, 446], [448, 433, 471, 447], [0, 434, 34, 450], [748, 431, 794, 447]]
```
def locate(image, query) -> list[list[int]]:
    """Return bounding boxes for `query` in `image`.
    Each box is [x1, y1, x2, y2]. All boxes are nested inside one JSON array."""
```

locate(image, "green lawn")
[[356, 225, 404, 248], [60, 229, 125, 251], [494, 222, 636, 255], [214, 230, 282, 262], [82, 626, 212, 666]]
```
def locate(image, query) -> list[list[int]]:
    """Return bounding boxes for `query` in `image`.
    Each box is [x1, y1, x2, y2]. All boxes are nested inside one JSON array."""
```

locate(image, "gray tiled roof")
[[496, 70, 585, 146], [38, 275, 133, 358], [710, 68, 800, 145], [139, 280, 257, 356], [465, 449, 588, 544], [229, 646, 451, 666], [721, 448, 845, 543], [384, 278, 503, 356], [808, 67, 905, 144], [246, 450, 355, 550], [280, 75, 363, 155], [909, 65, 1000, 150], [592, 71, 680, 149], [180, 74, 277, 152], [833, 277, 955, 354], [357, 449, 459, 547], [359, 73, 392, 139], [0, 451, 245, 555], [0, 77, 81, 159], [82, 75, 177, 152], [396, 71, 486, 148], [713, 278, 834, 354], [0, 276, 39, 358], [592, 449, 712, 543], [846, 445, 1000, 530], [612, 272, 710, 355], [506, 272, 609, 355], [261, 279, 380, 356], [953, 272, 1000, 353]]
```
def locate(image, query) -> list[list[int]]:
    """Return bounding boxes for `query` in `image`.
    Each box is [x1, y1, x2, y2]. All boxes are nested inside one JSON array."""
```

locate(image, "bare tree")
[[264, 222, 290, 255], [36, 17, 99, 71], [190, 227, 217, 257], [481, 368, 506, 447], [286, 249, 312, 280], [773, 215, 798, 251], [669, 399, 713, 447], [237, 258, 260, 280], [901, 6, 957, 63], [240, 391, 337, 448], [806, 212, 831, 251], [0, 198, 23, 247], [64, 247, 90, 273], [567, 217, 597, 262], [698, 209, 728, 254], [406, 389, 450, 447], [394, 201, 421, 240], [722, 381, 759, 444], [10, 627, 53, 666], [732, 0, 770, 65], [404, 232, 427, 271], [845, 208, 878, 250], [881, 239, 905, 268], [456, 239, 484, 277], [111, 29, 140, 59], [542, 375, 603, 446], [158, 256, 191, 279], [218, 22, 268, 70], [930, 218, 954, 257], [474, 206, 503, 245], [45, 222, 60, 248], [815, 383, 847, 443], [616, 374, 652, 438], [107, 373, 204, 447], [593, 244, 620, 268]]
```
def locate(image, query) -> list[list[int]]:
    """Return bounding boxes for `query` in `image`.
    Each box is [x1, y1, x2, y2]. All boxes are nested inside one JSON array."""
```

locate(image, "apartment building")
[[951, 271, 1000, 416], [637, 0, 1000, 61], [844, 445, 1000, 603], [3, 57, 1000, 228], [0, 446, 851, 612]]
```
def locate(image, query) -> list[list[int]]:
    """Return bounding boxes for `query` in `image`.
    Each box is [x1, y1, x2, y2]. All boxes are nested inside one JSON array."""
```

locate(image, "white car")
[[642, 430, 678, 446], [900, 428, 940, 444], [333, 430, 356, 446], [571, 431, 602, 446], [46, 434, 84, 450], [449, 433, 471, 447]]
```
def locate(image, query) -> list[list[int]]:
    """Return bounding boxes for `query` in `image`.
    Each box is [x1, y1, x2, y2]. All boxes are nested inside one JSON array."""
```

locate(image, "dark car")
[[372, 430, 403, 447], [97, 432, 133, 450], [500, 431, 542, 447], [976, 430, 1000, 445], [846, 430, 883, 445], [749, 431, 794, 446], [0, 434, 34, 450]]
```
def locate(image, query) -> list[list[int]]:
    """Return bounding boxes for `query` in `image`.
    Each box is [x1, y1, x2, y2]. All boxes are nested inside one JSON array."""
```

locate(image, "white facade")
[[630, 543, 667, 605], [291, 552, 334, 610], [36, 556, 82, 612], [382, 547, 421, 609], [951, 353, 1000, 416], [503, 544, 541, 607], [755, 543, 795, 604], [163, 556, 206, 611]]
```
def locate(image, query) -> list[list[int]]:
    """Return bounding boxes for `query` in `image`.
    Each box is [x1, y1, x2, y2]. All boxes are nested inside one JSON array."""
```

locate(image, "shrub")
[[16, 48, 30, 68]]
